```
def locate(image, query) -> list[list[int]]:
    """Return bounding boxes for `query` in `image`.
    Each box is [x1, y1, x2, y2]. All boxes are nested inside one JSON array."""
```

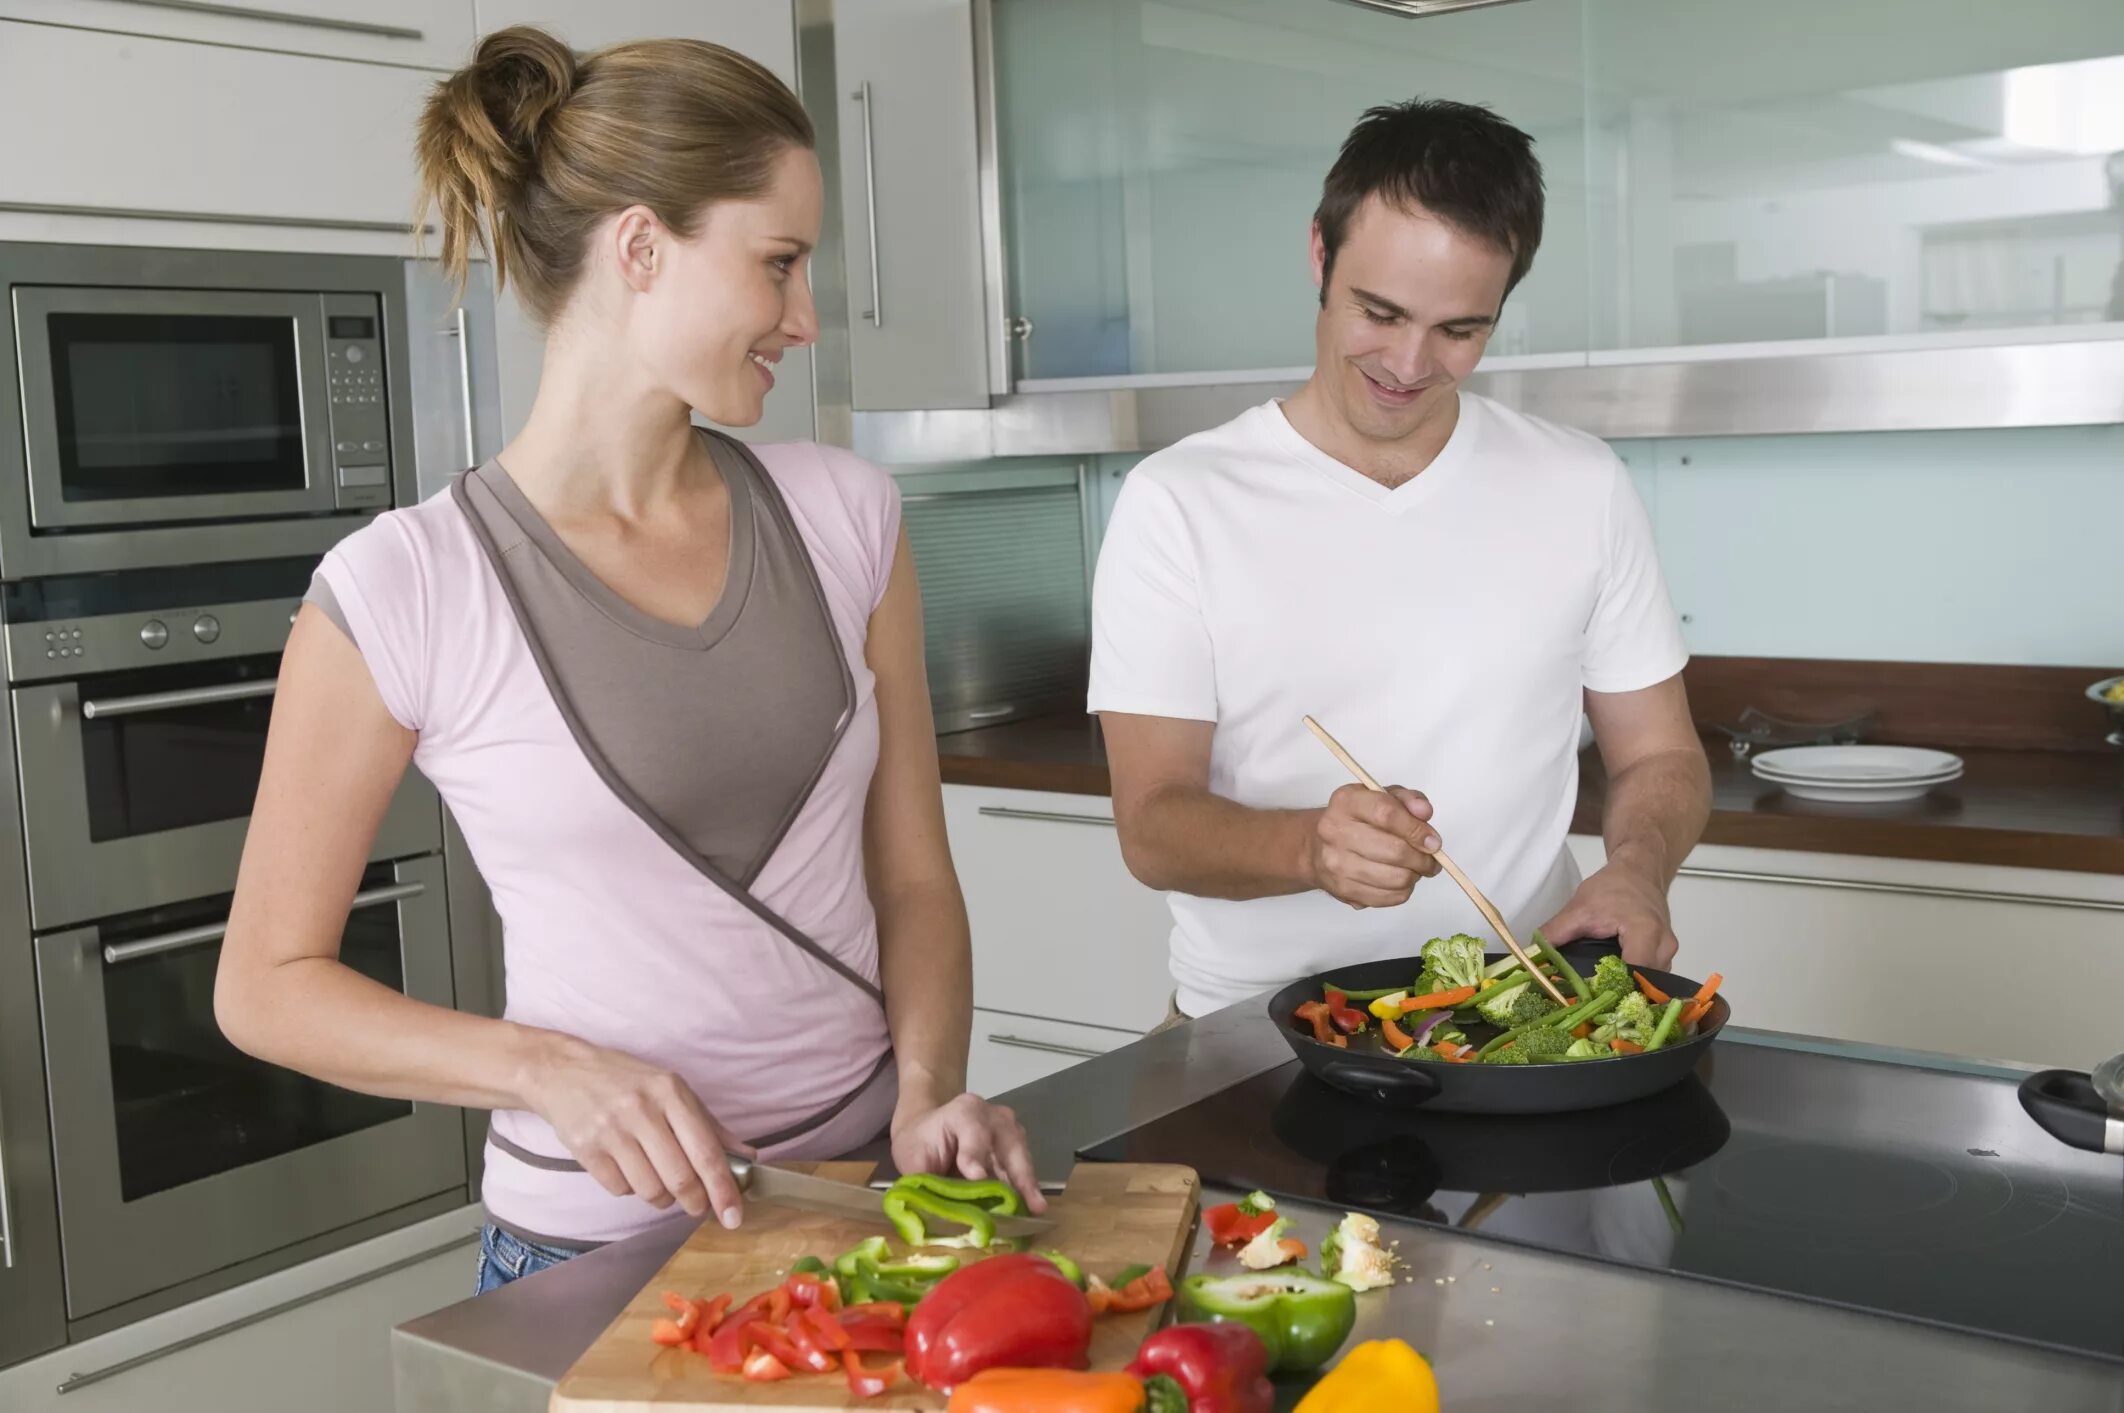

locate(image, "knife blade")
[[733, 1157, 1055, 1237]]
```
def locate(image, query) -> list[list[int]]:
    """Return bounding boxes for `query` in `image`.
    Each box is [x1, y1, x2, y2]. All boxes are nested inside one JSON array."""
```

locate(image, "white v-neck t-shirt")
[[1089, 394, 1687, 1017]]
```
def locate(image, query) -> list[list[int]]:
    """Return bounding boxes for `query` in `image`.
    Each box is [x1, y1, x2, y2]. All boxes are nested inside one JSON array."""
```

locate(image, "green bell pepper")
[[1034, 1249, 1086, 1288], [1175, 1271, 1357, 1374], [880, 1173, 1023, 1249], [889, 1172, 1026, 1215]]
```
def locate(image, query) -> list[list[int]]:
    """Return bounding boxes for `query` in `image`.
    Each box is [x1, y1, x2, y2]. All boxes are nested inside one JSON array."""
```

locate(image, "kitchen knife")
[[732, 1156, 1056, 1236]]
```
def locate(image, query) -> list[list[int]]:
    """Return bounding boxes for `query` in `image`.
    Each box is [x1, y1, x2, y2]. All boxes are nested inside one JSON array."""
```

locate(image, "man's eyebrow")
[[1348, 287, 1409, 319]]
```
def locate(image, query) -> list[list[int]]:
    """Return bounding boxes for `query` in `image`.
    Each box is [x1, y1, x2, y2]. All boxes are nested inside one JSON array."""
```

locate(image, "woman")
[[214, 26, 1039, 1292]]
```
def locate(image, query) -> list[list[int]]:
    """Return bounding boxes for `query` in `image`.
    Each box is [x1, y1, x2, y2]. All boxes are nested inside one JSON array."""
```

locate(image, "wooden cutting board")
[[552, 1161, 1200, 1413]]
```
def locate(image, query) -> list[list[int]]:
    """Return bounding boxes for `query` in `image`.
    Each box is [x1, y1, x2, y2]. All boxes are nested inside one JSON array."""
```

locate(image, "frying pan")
[[2018, 1051, 2124, 1157], [1266, 939, 1730, 1115]]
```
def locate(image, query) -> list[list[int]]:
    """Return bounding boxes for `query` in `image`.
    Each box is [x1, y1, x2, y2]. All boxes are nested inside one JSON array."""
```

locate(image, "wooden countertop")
[[937, 715, 2124, 875]]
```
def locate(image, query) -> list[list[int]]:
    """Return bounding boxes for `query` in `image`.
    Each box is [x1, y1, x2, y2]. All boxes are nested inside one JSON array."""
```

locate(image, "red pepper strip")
[[767, 1288, 795, 1326], [802, 1305, 854, 1352], [649, 1318, 688, 1347], [1323, 988, 1367, 1034], [843, 1350, 902, 1398], [1104, 1265, 1174, 1314], [839, 1301, 909, 1326], [659, 1290, 702, 1338], [741, 1349, 792, 1382], [784, 1272, 836, 1310], [784, 1316, 840, 1374], [705, 1292, 775, 1372], [688, 1295, 733, 1356], [840, 1319, 906, 1354], [745, 1321, 805, 1371], [1203, 1202, 1280, 1247]]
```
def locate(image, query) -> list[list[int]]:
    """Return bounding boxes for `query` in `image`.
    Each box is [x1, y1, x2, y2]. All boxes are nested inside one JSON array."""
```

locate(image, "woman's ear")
[[610, 205, 663, 293]]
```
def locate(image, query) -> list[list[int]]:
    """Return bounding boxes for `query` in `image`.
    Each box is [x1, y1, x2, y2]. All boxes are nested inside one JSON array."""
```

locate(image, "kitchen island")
[[391, 1003, 2123, 1412]]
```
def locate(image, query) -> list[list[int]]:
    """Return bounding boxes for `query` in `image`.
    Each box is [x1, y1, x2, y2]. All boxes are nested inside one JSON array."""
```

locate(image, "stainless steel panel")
[[101, 0, 425, 39], [35, 854, 466, 1320], [11, 669, 441, 928], [970, 0, 1011, 396], [12, 286, 340, 529], [795, 0, 855, 451], [403, 259, 502, 502], [0, 676, 65, 1367], [4, 595, 305, 685], [847, 339, 2124, 460], [102, 880, 424, 964]]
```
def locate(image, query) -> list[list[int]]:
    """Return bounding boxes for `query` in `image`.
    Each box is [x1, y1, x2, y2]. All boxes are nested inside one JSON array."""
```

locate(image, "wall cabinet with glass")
[[991, 0, 2124, 385]]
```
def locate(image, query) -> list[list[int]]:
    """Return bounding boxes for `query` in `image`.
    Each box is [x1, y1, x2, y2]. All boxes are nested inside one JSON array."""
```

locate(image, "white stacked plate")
[[1749, 746, 1964, 803]]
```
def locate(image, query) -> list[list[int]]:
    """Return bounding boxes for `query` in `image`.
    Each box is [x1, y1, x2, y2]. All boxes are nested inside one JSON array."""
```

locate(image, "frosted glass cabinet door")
[[1585, 0, 2124, 351], [993, 0, 1589, 381]]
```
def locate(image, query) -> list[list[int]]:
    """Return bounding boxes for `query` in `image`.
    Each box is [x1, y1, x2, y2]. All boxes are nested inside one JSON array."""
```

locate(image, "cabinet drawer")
[[943, 785, 1173, 1032], [0, 22, 434, 229], [0, 0, 473, 70], [968, 1009, 1136, 1101]]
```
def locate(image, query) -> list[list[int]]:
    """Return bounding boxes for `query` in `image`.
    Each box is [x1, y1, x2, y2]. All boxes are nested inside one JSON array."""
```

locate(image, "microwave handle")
[[102, 881, 426, 965], [452, 306, 478, 467], [81, 679, 277, 720]]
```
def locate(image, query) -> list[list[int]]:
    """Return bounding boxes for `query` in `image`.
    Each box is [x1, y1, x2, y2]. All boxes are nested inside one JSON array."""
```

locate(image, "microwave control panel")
[[322, 293, 393, 511]]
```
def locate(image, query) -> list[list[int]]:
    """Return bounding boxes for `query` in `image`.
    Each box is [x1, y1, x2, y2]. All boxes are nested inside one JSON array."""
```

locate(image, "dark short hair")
[[1314, 98, 1544, 303]]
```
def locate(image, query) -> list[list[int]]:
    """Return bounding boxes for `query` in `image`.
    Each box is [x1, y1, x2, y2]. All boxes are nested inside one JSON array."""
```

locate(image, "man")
[[1090, 99, 1711, 1022]]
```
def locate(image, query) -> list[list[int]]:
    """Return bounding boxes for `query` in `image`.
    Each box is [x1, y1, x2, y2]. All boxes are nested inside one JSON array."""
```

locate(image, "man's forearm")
[[1599, 746, 1712, 887], [1118, 783, 1322, 900], [876, 878, 973, 1115]]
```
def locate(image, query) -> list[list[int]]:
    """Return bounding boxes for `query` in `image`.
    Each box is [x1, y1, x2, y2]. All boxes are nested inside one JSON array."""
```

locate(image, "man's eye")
[[1441, 326, 1480, 341], [1360, 308, 1396, 325]]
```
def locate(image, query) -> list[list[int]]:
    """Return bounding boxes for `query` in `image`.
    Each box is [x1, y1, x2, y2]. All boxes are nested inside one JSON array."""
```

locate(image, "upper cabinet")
[[991, 0, 1588, 381], [1584, 0, 2124, 351], [836, 0, 1001, 410], [0, 0, 476, 69], [989, 0, 2124, 384]]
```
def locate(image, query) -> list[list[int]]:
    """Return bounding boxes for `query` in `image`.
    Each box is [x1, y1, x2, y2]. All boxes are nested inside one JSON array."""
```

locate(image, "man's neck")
[[1281, 379, 1460, 490]]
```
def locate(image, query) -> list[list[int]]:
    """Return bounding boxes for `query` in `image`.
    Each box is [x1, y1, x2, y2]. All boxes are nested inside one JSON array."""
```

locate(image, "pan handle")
[[1320, 1059, 1442, 1108], [2017, 1070, 2124, 1156]]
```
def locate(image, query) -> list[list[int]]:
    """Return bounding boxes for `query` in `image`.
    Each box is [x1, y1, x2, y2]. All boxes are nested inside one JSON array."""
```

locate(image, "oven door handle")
[[80, 678, 278, 720], [101, 881, 426, 965]]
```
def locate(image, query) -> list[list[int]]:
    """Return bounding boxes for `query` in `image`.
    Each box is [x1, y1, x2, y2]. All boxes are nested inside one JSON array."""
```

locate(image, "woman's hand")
[[520, 1031, 755, 1227], [890, 1092, 1049, 1214]]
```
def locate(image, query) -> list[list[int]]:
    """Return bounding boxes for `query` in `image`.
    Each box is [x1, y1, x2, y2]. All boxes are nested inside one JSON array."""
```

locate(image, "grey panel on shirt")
[[455, 437, 853, 886], [303, 575, 352, 643]]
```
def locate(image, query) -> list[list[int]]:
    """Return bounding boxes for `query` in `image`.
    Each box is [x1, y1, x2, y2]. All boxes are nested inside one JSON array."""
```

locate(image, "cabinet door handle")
[[450, 307, 478, 468], [976, 806, 1116, 828], [986, 1033, 1108, 1061], [1675, 865, 2124, 913], [102, 0, 423, 40], [851, 81, 883, 327], [81, 678, 277, 720]]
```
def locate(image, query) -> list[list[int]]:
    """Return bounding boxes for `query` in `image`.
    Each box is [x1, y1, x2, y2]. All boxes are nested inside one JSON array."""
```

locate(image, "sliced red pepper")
[[1322, 988, 1368, 1035], [843, 1349, 902, 1398], [659, 1290, 702, 1338], [744, 1321, 804, 1372], [766, 1288, 795, 1326], [801, 1305, 854, 1352], [1204, 1202, 1280, 1248], [838, 1301, 908, 1326], [1104, 1266, 1174, 1314], [841, 1320, 905, 1354], [705, 1292, 775, 1372], [784, 1272, 838, 1311], [649, 1318, 688, 1347], [741, 1349, 792, 1382], [783, 1317, 839, 1374]]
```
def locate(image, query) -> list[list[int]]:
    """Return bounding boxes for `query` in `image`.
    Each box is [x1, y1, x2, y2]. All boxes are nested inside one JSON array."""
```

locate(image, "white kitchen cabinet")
[[0, 1207, 480, 1413], [1569, 836, 2124, 1071], [968, 1008, 1139, 1100], [942, 784, 1173, 1032], [475, 1, 817, 445], [0, 0, 474, 70], [836, 0, 999, 410], [0, 23, 434, 230]]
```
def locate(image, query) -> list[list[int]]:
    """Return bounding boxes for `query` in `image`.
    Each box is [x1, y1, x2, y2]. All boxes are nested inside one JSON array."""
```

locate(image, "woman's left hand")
[[890, 1092, 1049, 1214]]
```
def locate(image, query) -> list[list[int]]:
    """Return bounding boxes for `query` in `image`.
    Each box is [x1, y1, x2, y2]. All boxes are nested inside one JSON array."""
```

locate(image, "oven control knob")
[[344, 345, 365, 364], [139, 620, 169, 650], [192, 615, 221, 645]]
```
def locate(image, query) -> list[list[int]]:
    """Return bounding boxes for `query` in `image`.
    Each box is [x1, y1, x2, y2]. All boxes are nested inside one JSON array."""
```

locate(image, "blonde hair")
[[415, 25, 814, 325]]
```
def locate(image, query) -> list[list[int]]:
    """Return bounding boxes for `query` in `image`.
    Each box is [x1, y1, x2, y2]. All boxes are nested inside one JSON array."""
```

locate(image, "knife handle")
[[725, 1153, 756, 1188]]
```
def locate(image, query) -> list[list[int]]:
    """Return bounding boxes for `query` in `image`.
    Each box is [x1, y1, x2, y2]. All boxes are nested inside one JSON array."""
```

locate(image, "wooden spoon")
[[1302, 714, 1571, 1007]]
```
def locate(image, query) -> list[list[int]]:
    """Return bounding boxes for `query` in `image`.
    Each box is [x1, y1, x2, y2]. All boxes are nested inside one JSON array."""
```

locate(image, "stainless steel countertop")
[[392, 1006, 2124, 1413]]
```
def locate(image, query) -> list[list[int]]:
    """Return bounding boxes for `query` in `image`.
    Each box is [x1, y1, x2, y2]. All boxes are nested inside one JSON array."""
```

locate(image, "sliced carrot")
[[1612, 1038, 1644, 1055], [1681, 999, 1713, 1030], [1379, 1015, 1415, 1052], [1433, 1042, 1471, 1063], [1399, 984, 1477, 1012], [1694, 973, 1724, 1002], [1571, 1023, 1591, 1039], [1634, 971, 1672, 1006], [1276, 1238, 1308, 1263]]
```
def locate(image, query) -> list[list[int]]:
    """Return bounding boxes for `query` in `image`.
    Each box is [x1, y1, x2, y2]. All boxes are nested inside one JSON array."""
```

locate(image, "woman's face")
[[631, 144, 823, 427]]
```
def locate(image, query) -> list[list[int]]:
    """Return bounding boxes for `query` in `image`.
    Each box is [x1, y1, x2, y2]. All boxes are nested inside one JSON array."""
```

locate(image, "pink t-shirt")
[[313, 441, 901, 1243]]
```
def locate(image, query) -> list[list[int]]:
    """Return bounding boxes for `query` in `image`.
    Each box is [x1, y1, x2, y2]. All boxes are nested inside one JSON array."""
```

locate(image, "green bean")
[[1325, 983, 1406, 1003], [1642, 998, 1686, 1052], [1533, 931, 1591, 1001]]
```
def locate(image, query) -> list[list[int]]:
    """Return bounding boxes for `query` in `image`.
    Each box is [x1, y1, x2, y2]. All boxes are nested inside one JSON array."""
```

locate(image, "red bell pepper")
[[1322, 989, 1368, 1035], [843, 1350, 903, 1398], [801, 1305, 854, 1352], [1203, 1203, 1279, 1248], [1126, 1321, 1275, 1413], [905, 1253, 1095, 1391], [705, 1290, 776, 1371], [745, 1321, 805, 1372], [741, 1348, 792, 1382], [841, 1317, 908, 1353]]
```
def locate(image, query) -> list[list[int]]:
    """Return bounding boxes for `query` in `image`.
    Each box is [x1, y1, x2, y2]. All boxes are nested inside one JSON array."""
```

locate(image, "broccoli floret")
[[1595, 991, 1657, 1046], [1563, 1037, 1610, 1061], [1590, 954, 1633, 998], [1481, 1047, 1533, 1065], [1400, 1045, 1444, 1062], [1512, 1026, 1576, 1061], [1418, 934, 1487, 994], [1474, 980, 1563, 1029]]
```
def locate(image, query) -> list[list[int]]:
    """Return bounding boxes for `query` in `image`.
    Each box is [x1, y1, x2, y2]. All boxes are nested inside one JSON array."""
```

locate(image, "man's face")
[[1309, 195, 1516, 442]]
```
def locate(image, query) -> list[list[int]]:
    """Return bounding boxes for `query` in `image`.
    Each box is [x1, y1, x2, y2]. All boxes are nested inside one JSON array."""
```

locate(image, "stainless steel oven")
[[33, 854, 465, 1320], [4, 563, 440, 930]]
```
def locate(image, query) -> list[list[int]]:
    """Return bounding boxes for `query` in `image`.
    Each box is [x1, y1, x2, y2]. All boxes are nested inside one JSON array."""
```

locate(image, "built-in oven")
[[4, 560, 440, 930], [34, 854, 466, 1320]]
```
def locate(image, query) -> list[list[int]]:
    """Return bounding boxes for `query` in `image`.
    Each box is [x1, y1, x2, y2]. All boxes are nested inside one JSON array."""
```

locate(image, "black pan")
[[1267, 939, 1731, 1115]]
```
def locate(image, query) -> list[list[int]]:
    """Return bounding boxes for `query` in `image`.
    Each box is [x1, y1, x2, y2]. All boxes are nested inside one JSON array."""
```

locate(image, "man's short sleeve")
[[1088, 471, 1218, 722], [1582, 460, 1688, 694]]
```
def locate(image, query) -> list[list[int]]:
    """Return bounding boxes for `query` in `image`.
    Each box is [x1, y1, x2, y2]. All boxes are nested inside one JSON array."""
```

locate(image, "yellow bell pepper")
[[1366, 994, 1408, 1021], [1292, 1339, 1438, 1413]]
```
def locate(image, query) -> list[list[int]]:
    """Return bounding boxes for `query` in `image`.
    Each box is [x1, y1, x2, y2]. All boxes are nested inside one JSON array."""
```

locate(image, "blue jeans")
[[474, 1223, 579, 1293]]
